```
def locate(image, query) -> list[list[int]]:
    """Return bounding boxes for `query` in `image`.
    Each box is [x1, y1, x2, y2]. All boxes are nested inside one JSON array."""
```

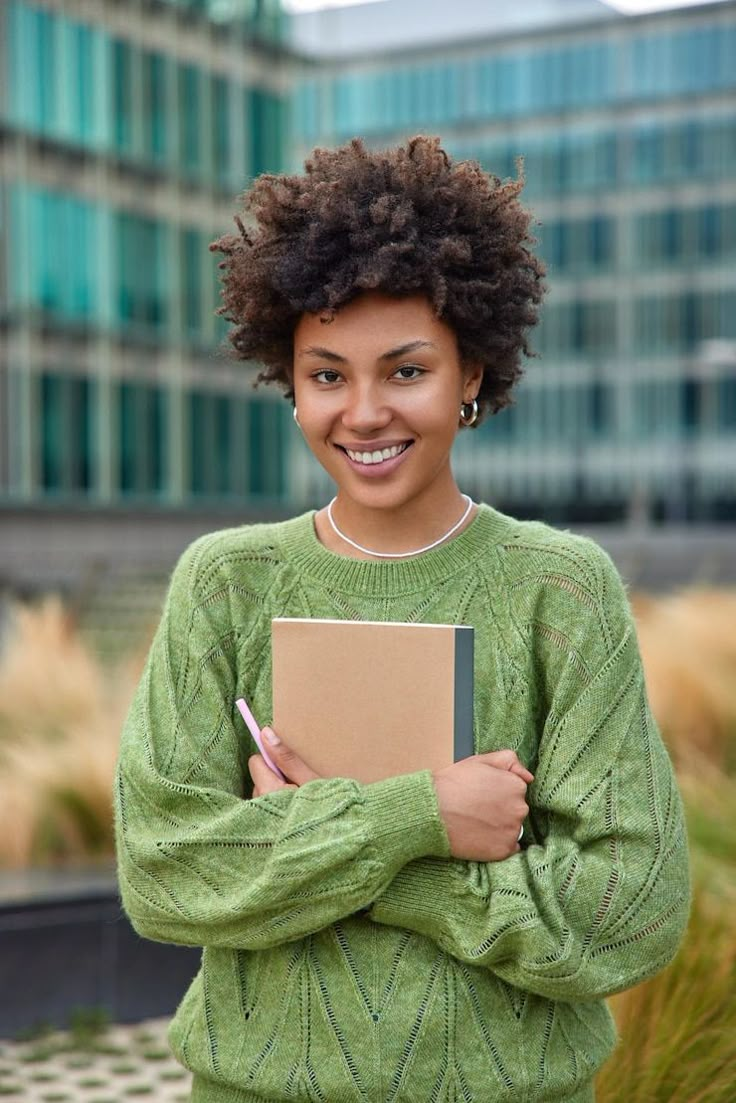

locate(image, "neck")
[[326, 481, 474, 559]]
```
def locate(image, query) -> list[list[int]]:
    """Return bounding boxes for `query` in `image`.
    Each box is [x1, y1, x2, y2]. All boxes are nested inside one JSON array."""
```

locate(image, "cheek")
[[298, 398, 340, 443], [407, 387, 461, 435]]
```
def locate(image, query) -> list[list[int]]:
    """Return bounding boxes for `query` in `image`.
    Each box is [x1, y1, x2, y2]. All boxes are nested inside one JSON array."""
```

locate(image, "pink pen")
[[235, 696, 288, 782]]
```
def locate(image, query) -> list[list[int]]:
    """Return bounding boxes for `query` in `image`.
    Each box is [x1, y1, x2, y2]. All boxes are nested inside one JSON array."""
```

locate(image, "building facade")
[[1, 0, 735, 549], [291, 0, 736, 522], [0, 0, 292, 523]]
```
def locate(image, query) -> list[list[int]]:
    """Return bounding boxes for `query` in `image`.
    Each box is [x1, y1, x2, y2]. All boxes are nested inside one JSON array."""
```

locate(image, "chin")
[[339, 483, 419, 508]]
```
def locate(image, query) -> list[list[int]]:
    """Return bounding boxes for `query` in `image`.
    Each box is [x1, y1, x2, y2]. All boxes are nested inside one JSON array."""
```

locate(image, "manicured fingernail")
[[263, 727, 280, 746]]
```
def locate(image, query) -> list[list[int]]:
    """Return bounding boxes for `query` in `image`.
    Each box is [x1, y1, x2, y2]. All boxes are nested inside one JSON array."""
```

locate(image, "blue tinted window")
[[39, 190, 63, 310], [119, 382, 166, 495], [113, 39, 133, 154], [630, 380, 678, 439], [682, 26, 719, 93], [248, 88, 284, 175], [143, 52, 168, 162], [717, 378, 736, 430], [390, 69, 410, 129], [474, 58, 496, 117], [182, 229, 203, 339], [698, 206, 721, 256], [248, 400, 286, 498], [295, 80, 320, 142], [189, 390, 209, 496], [40, 373, 94, 493], [590, 216, 612, 266], [632, 127, 662, 182], [179, 64, 202, 177], [40, 374, 63, 490], [37, 7, 58, 133], [116, 212, 134, 323], [590, 381, 609, 436], [115, 213, 167, 331], [662, 210, 681, 259], [680, 378, 700, 435], [189, 391, 234, 497], [75, 22, 95, 143], [333, 75, 351, 136], [6, 2, 31, 127], [496, 55, 519, 116], [67, 196, 98, 319], [212, 76, 230, 187], [682, 293, 697, 349], [437, 63, 461, 124]]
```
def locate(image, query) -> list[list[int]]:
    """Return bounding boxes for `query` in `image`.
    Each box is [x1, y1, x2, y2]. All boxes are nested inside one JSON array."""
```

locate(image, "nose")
[[340, 382, 392, 434]]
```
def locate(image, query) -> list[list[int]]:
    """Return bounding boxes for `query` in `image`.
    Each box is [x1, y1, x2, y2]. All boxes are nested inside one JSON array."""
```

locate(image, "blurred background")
[[0, 0, 734, 1099]]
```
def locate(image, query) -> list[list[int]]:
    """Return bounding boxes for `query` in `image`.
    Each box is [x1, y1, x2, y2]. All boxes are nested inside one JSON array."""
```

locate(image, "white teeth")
[[345, 443, 409, 465]]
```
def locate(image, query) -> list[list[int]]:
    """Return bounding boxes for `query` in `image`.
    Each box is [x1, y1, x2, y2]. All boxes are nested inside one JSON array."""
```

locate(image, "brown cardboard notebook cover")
[[271, 618, 474, 784]]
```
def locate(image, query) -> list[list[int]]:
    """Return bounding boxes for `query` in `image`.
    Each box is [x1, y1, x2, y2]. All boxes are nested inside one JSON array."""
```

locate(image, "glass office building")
[[1, 0, 735, 527], [292, 1, 736, 522], [0, 0, 290, 514]]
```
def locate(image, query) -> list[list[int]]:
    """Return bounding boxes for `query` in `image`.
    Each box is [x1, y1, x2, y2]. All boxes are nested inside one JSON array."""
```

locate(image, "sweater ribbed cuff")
[[368, 856, 459, 930], [362, 769, 452, 865]]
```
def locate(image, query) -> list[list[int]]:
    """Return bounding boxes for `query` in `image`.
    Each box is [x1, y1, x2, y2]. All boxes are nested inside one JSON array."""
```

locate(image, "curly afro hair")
[[210, 135, 546, 427]]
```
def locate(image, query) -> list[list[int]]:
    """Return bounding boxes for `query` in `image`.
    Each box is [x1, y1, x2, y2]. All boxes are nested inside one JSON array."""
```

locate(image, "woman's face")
[[292, 291, 482, 514]]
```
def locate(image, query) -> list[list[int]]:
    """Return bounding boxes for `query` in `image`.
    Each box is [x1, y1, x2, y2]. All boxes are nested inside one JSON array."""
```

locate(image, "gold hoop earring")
[[459, 398, 479, 427]]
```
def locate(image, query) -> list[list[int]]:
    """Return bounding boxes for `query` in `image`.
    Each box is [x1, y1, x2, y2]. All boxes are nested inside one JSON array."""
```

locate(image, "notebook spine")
[[454, 627, 475, 761]]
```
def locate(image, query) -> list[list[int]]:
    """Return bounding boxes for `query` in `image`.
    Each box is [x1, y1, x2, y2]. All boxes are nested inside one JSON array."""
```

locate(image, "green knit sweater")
[[114, 502, 691, 1103]]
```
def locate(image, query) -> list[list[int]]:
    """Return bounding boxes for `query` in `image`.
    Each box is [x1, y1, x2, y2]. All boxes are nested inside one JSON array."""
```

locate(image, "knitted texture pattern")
[[114, 503, 691, 1103]]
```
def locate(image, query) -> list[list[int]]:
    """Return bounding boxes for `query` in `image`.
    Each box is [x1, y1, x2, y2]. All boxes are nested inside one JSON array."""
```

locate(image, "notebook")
[[270, 617, 474, 784]]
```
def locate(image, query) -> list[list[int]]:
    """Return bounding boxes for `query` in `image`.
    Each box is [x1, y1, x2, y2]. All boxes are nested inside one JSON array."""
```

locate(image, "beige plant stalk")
[[0, 597, 148, 867], [630, 588, 736, 774]]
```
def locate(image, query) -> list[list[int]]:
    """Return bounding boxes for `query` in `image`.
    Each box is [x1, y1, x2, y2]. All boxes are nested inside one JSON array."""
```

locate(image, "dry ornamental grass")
[[0, 597, 148, 867]]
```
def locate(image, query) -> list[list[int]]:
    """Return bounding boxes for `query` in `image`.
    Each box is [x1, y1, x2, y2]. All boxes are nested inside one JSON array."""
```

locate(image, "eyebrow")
[[297, 339, 438, 363]]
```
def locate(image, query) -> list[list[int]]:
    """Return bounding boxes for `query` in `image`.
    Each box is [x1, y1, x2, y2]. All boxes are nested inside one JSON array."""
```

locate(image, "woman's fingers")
[[246, 725, 323, 799], [248, 753, 297, 796], [480, 749, 534, 784], [511, 762, 535, 784], [260, 727, 323, 785]]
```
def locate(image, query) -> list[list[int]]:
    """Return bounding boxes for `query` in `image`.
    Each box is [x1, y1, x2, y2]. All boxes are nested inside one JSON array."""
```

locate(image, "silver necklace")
[[326, 494, 475, 559]]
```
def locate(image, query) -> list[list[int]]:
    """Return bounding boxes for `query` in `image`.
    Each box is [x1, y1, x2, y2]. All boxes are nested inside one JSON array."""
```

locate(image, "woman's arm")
[[114, 535, 451, 951], [365, 551, 692, 1003]]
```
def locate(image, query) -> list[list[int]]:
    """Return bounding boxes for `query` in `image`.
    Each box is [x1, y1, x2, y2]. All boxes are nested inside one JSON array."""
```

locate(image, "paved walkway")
[[0, 1016, 191, 1102]]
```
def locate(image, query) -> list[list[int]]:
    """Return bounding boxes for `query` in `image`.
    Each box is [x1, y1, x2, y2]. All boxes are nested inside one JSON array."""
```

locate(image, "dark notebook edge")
[[454, 626, 475, 761]]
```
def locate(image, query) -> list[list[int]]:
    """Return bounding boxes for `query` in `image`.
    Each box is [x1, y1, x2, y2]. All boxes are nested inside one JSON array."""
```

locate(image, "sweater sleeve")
[[366, 547, 692, 1002], [114, 536, 451, 951]]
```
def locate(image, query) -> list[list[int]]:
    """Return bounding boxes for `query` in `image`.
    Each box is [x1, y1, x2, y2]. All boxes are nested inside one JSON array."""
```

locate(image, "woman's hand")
[[432, 750, 533, 862], [248, 726, 323, 797]]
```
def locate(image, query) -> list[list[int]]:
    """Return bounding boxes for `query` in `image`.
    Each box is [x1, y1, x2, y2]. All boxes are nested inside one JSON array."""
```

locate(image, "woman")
[[115, 136, 690, 1103]]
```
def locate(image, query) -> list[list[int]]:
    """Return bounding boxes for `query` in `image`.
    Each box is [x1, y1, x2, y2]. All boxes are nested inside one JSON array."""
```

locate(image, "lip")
[[335, 440, 414, 478]]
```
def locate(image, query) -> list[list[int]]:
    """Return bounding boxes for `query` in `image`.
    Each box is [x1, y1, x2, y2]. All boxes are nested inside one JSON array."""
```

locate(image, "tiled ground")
[[0, 1017, 191, 1102]]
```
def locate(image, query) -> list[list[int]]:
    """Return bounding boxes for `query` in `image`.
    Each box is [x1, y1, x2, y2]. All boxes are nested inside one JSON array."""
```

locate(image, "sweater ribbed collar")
[[280, 501, 517, 596]]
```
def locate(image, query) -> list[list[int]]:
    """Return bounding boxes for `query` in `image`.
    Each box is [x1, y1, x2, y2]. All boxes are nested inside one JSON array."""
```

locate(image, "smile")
[[342, 442, 411, 465], [335, 441, 414, 476]]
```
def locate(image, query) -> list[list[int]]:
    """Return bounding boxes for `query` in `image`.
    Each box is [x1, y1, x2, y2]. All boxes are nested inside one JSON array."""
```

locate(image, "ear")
[[462, 362, 484, 402]]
